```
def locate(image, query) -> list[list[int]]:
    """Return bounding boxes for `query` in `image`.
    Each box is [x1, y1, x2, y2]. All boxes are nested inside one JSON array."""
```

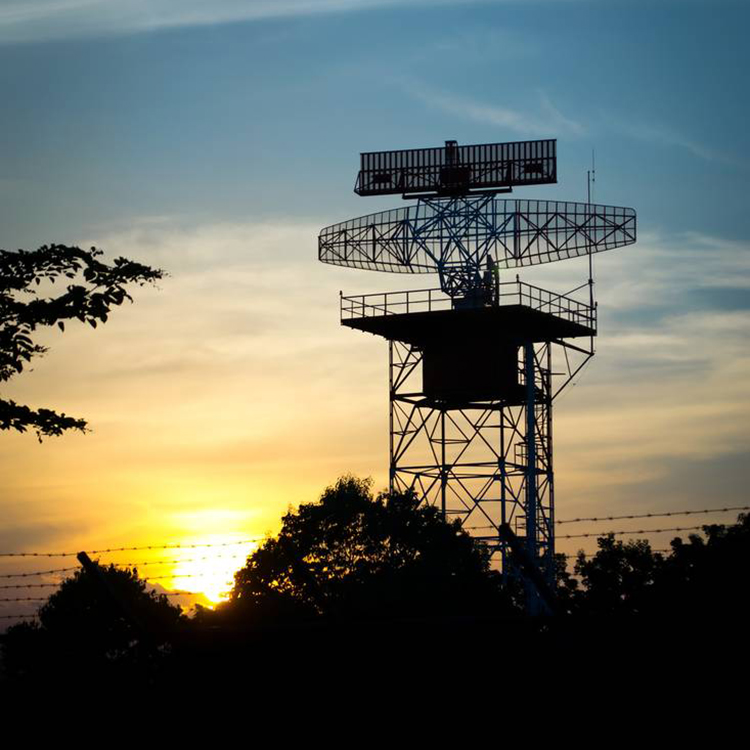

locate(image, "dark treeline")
[[3, 476, 749, 690]]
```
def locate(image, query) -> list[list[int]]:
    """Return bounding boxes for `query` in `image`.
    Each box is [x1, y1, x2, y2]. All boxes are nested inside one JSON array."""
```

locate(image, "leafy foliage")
[[573, 535, 663, 615], [36, 563, 184, 642], [566, 513, 750, 617], [656, 513, 750, 617], [0, 243, 164, 439], [2, 563, 184, 683], [223, 475, 513, 624]]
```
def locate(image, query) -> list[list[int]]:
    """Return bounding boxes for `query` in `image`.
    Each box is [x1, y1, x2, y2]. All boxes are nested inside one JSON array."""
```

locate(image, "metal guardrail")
[[340, 281, 596, 330]]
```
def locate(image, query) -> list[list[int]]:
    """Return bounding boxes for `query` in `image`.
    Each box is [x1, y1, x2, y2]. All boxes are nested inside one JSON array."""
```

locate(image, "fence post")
[[76, 551, 156, 644]]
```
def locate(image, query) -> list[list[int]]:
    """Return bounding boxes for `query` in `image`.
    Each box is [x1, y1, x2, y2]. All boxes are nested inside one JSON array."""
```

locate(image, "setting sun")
[[160, 534, 260, 604]]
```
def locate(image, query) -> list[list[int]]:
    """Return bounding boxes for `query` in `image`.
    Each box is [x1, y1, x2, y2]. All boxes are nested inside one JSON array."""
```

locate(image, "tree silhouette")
[[572, 534, 664, 615], [2, 562, 184, 684], [0, 243, 164, 439], [223, 475, 513, 625], [656, 513, 750, 618], [566, 514, 750, 619]]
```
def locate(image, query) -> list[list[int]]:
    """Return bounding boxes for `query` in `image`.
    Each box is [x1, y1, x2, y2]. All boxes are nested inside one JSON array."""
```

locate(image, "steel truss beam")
[[388, 335, 593, 603]]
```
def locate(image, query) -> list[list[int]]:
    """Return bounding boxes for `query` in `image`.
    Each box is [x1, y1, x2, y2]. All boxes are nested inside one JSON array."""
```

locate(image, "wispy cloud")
[[0, 0, 376, 43], [2, 215, 747, 544], [0, 0, 597, 44], [505, 225, 750, 524], [608, 116, 741, 167], [0, 0, 475, 44], [0, 216, 392, 549], [402, 25, 543, 66], [403, 80, 586, 137]]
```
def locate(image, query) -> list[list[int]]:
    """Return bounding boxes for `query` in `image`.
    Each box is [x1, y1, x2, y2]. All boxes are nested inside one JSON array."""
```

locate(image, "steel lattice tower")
[[319, 139, 636, 611]]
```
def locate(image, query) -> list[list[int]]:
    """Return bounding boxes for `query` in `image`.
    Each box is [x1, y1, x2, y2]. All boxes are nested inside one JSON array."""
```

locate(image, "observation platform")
[[341, 281, 596, 346]]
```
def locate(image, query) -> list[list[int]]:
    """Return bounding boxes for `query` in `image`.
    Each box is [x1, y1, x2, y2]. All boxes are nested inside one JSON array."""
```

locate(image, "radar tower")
[[319, 139, 636, 612]]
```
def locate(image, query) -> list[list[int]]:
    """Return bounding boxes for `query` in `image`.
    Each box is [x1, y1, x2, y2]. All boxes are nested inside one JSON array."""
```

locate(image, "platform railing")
[[340, 280, 596, 330]]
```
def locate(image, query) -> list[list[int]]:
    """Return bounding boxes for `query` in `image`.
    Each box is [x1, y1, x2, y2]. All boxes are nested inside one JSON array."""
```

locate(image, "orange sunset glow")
[[1, 4, 748, 697]]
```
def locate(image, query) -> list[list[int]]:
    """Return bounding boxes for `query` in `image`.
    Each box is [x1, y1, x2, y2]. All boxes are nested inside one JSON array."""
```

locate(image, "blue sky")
[[2, 0, 748, 244], [0, 0, 748, 604]]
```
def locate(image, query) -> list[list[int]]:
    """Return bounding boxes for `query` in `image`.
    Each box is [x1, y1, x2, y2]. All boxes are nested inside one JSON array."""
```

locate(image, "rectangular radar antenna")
[[355, 138, 557, 198]]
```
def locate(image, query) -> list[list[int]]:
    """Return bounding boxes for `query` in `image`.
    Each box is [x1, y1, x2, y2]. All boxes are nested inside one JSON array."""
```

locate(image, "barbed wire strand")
[[0, 552, 249, 579], [0, 590, 202, 608], [559, 549, 670, 559], [1, 582, 61, 590], [465, 506, 748, 532], [3, 506, 745, 559], [558, 525, 705, 540], [0, 566, 79, 579], [0, 538, 262, 559], [0, 571, 234, 591], [556, 505, 749, 525], [141, 573, 232, 581]]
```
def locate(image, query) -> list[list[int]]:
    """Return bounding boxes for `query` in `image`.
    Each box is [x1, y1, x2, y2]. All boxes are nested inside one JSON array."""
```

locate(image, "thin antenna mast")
[[587, 150, 596, 312]]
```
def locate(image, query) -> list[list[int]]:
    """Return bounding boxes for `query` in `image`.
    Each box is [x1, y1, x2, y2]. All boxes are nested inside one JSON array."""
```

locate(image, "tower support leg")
[[524, 341, 542, 615], [388, 338, 558, 613]]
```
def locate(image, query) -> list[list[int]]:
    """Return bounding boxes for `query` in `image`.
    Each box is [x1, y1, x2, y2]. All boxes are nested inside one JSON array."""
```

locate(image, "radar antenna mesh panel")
[[319, 196, 636, 273]]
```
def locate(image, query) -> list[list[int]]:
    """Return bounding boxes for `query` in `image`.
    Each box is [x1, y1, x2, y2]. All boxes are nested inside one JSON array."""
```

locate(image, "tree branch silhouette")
[[0, 243, 165, 440]]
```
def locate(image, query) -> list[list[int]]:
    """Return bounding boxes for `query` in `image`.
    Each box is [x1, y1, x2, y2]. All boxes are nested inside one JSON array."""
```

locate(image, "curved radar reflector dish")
[[319, 195, 636, 273]]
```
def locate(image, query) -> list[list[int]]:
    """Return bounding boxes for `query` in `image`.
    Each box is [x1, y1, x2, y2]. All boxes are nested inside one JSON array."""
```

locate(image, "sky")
[[1, 0, 748, 612]]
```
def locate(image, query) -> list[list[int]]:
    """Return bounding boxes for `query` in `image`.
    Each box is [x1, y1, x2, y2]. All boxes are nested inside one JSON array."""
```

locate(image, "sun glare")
[[165, 533, 259, 605]]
